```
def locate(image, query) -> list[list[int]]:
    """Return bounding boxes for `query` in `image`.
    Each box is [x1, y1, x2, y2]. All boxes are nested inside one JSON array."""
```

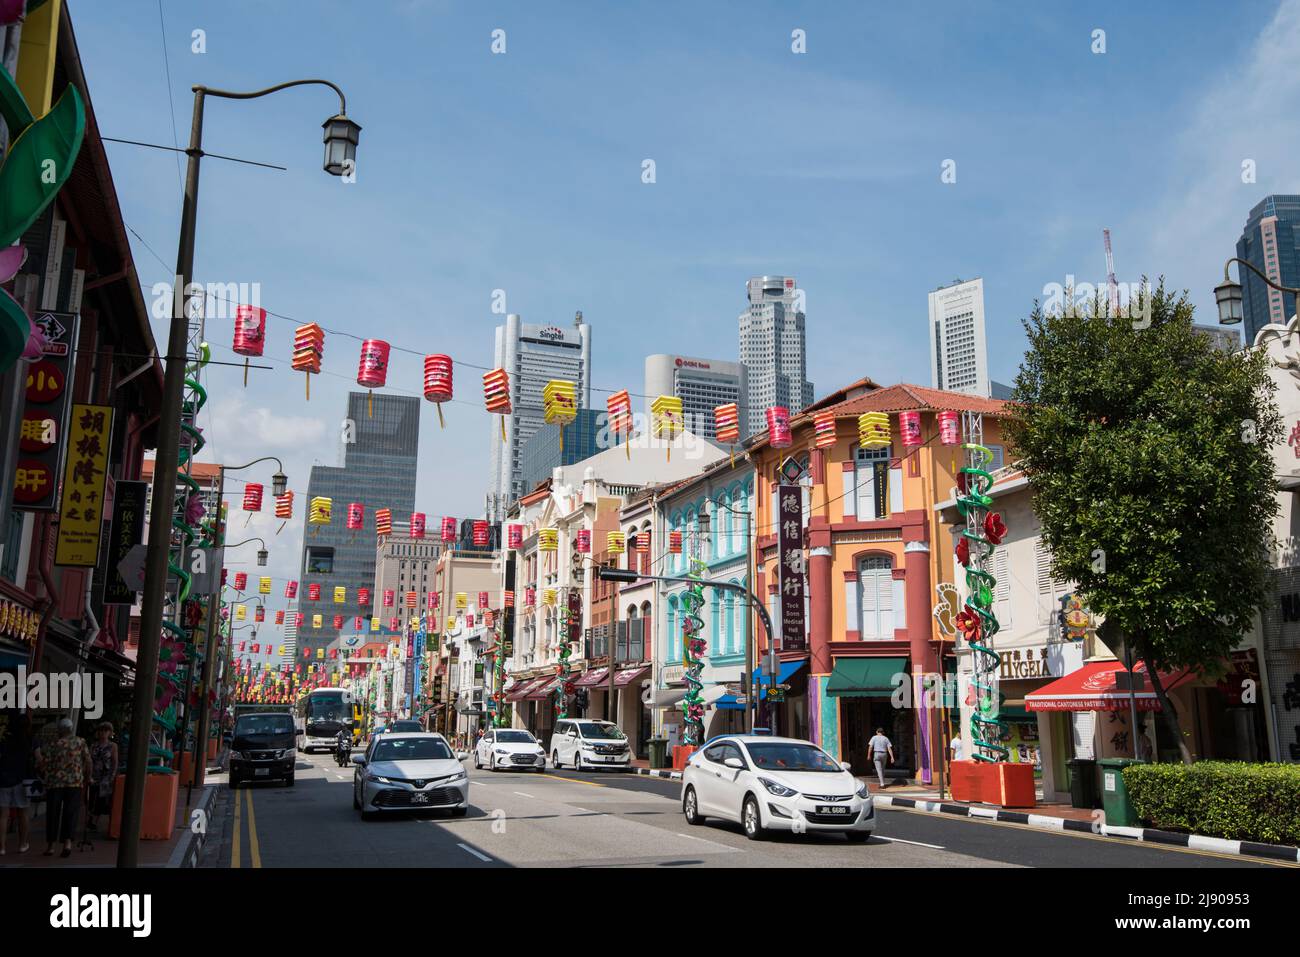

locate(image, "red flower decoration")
[[984, 512, 1007, 545], [955, 537, 970, 567], [955, 607, 982, 642]]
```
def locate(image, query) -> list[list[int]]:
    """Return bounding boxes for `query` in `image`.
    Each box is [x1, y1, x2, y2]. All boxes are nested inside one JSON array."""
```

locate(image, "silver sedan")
[[352, 732, 470, 820]]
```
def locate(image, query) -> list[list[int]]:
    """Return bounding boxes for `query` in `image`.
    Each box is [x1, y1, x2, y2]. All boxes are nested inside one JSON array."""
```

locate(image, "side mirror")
[[295, 728, 304, 736], [456, 751, 469, 761], [350, 754, 366, 766], [724, 757, 744, 770], [840, 761, 852, 772]]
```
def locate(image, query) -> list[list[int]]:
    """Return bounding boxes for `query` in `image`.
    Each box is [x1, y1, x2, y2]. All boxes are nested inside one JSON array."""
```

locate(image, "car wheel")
[[474, 750, 481, 769], [286, 774, 295, 788], [490, 755, 497, 772], [683, 786, 705, 825], [844, 831, 871, 843], [742, 796, 765, 841], [353, 789, 361, 810], [574, 752, 583, 771], [552, 750, 561, 769]]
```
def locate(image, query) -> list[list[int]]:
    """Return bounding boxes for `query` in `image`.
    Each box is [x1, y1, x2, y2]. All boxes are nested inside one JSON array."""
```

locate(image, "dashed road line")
[[457, 843, 493, 862], [874, 835, 944, 850]]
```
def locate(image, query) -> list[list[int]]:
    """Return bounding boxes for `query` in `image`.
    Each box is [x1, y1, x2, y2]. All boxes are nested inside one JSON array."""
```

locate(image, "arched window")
[[858, 555, 895, 639], [723, 587, 736, 655], [667, 595, 679, 660]]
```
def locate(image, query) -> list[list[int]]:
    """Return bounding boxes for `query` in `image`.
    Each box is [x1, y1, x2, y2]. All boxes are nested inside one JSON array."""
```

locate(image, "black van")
[[229, 711, 298, 787]]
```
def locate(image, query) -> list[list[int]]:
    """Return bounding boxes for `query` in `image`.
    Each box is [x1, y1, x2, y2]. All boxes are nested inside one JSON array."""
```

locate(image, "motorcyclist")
[[335, 726, 352, 766]]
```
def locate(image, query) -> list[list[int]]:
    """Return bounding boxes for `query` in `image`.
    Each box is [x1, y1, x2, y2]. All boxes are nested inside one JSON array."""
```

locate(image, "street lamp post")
[[120, 82, 356, 868], [1215, 257, 1300, 326]]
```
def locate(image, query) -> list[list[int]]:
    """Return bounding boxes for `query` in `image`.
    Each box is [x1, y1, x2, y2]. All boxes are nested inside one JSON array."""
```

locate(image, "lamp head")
[[1214, 278, 1243, 325], [322, 114, 361, 176]]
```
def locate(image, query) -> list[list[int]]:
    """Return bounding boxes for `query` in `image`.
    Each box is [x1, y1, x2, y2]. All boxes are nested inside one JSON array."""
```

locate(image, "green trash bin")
[[1099, 758, 1146, 827], [648, 738, 669, 770]]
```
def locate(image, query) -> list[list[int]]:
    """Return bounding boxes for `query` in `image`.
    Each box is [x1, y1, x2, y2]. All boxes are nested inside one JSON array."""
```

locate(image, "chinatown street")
[[197, 752, 1284, 869]]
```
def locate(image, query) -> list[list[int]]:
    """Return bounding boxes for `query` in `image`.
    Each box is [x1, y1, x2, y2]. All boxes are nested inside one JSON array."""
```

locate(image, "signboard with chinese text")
[[103, 479, 146, 603], [13, 311, 78, 511], [776, 482, 806, 652], [54, 404, 114, 566]]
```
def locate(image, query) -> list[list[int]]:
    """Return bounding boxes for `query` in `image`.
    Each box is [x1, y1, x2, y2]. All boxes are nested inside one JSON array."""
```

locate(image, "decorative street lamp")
[[1215, 256, 1298, 326], [322, 114, 362, 175]]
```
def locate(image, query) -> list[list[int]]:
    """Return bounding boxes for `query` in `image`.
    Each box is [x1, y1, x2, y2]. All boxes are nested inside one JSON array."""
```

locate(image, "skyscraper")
[[1236, 195, 1300, 341], [644, 353, 746, 442], [738, 276, 814, 438], [487, 312, 591, 520], [929, 277, 990, 397], [295, 392, 419, 659]]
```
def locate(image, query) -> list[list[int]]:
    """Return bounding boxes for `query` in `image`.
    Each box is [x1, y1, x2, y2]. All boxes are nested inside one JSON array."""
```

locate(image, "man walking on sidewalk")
[[867, 727, 894, 789]]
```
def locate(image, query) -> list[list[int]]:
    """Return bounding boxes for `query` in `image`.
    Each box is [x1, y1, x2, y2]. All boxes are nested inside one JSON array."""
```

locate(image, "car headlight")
[[367, 773, 392, 784], [495, 748, 509, 755], [229, 751, 243, 761], [280, 749, 294, 760], [448, 769, 467, 782], [856, 782, 871, 799], [758, 777, 798, 798]]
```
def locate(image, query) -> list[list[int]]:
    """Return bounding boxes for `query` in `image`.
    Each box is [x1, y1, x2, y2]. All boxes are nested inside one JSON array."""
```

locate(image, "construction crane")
[[1103, 228, 1120, 317]]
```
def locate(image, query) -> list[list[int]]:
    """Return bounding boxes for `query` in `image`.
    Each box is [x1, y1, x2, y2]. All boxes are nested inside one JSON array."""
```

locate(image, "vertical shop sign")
[[777, 482, 807, 652], [13, 311, 77, 510], [54, 404, 114, 566], [103, 479, 147, 603]]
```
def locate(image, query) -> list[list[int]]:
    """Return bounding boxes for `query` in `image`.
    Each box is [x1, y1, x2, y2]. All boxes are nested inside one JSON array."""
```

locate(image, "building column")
[[904, 539, 939, 784], [807, 530, 834, 753]]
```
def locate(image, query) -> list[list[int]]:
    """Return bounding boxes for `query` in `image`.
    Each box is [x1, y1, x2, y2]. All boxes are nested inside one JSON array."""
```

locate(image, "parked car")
[[681, 735, 875, 842], [229, 711, 298, 788], [351, 732, 469, 820], [475, 728, 547, 771], [548, 719, 631, 770]]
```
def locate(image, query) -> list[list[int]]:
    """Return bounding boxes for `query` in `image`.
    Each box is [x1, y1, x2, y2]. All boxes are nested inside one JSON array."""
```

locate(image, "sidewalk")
[[0, 779, 217, 869]]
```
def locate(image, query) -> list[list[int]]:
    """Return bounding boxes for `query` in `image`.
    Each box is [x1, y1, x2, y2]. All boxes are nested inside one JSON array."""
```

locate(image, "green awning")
[[826, 657, 908, 697]]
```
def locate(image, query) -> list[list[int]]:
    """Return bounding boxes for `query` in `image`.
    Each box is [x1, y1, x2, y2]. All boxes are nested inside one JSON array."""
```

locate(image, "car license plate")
[[816, 804, 850, 815], [254, 768, 269, 777], [411, 792, 429, 804]]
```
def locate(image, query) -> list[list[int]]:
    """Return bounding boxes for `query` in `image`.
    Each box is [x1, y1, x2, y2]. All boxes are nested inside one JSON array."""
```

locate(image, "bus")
[[295, 687, 360, 752]]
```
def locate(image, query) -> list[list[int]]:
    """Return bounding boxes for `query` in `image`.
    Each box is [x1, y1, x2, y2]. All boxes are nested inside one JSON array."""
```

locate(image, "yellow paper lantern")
[[333, 586, 346, 604], [235, 605, 246, 621], [309, 496, 332, 525], [858, 412, 891, 449], [312, 614, 323, 628], [607, 530, 626, 554], [538, 528, 558, 552], [455, 592, 468, 609], [258, 576, 271, 594], [542, 379, 577, 425], [542, 588, 557, 606]]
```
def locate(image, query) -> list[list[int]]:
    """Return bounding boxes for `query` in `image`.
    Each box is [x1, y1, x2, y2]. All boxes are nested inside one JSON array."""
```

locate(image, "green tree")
[[1004, 284, 1281, 763]]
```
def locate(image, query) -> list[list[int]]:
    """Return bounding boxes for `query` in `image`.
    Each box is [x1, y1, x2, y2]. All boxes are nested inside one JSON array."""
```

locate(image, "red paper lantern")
[[375, 508, 392, 537], [358, 587, 371, 606], [275, 610, 285, 625], [466, 614, 475, 628], [575, 529, 591, 553], [254, 606, 265, 622], [765, 406, 792, 449], [938, 410, 961, 445], [389, 617, 399, 631], [507, 524, 523, 549], [383, 589, 394, 607], [284, 580, 298, 599], [472, 520, 489, 547], [357, 339, 390, 388], [242, 483, 263, 512], [347, 502, 364, 530], [406, 591, 417, 608], [635, 531, 651, 553], [234, 572, 247, 591], [503, 590, 515, 608], [410, 512, 426, 539], [669, 531, 683, 554], [308, 583, 321, 601], [295, 613, 304, 628], [423, 354, 453, 427], [427, 592, 437, 609], [525, 587, 536, 606], [274, 490, 294, 519], [354, 616, 364, 630], [441, 516, 457, 542], [899, 410, 923, 447], [333, 615, 344, 629], [477, 590, 489, 609], [232, 305, 266, 357]]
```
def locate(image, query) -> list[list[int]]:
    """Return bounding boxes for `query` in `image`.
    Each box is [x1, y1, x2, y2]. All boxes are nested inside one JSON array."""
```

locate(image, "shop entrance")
[[839, 697, 915, 777]]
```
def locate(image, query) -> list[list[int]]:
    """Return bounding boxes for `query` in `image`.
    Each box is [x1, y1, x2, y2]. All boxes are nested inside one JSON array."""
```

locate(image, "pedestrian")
[[88, 722, 119, 832], [866, 727, 894, 789], [36, 718, 91, 858], [0, 714, 37, 856], [949, 732, 964, 763]]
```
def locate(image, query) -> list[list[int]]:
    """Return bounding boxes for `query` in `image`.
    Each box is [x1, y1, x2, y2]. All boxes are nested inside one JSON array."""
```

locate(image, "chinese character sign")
[[54, 404, 114, 567], [776, 483, 806, 652]]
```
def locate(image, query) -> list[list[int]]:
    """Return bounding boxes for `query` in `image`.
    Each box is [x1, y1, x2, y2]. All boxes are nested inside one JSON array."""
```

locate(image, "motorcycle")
[[335, 735, 353, 767]]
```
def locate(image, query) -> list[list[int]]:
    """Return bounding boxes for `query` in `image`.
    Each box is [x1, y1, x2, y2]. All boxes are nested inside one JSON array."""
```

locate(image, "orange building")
[[750, 382, 1010, 784]]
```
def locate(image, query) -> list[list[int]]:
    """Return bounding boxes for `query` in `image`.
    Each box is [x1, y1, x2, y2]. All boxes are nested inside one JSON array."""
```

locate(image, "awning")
[[505, 677, 546, 702], [826, 656, 908, 698], [756, 658, 807, 693], [614, 665, 649, 687], [1025, 661, 1195, 712], [574, 667, 609, 688], [527, 677, 562, 700]]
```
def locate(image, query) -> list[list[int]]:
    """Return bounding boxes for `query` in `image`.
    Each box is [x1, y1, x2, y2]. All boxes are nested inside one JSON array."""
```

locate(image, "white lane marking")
[[457, 843, 493, 863], [874, 835, 945, 850], [513, 791, 535, 798], [671, 831, 739, 851]]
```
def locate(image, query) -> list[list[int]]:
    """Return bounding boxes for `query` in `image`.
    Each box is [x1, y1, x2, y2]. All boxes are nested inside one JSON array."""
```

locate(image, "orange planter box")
[[949, 760, 1035, 808], [207, 739, 218, 761], [672, 745, 696, 771], [108, 772, 178, 840]]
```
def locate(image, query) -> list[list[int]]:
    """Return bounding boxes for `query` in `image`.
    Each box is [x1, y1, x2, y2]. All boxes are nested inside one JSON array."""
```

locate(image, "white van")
[[548, 719, 631, 770]]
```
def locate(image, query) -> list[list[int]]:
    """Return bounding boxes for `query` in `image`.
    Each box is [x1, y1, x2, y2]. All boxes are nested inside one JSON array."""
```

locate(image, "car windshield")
[[372, 737, 452, 762], [746, 743, 841, 772], [235, 715, 294, 736], [390, 721, 421, 731], [577, 722, 623, 739], [308, 696, 346, 721], [495, 731, 535, 744]]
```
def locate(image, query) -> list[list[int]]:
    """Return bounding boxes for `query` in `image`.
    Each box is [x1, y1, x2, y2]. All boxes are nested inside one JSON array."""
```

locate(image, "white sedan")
[[474, 727, 547, 772], [681, 735, 876, 842]]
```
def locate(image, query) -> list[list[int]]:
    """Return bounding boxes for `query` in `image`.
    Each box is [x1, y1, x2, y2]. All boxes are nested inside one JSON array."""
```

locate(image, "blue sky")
[[64, 0, 1300, 620]]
